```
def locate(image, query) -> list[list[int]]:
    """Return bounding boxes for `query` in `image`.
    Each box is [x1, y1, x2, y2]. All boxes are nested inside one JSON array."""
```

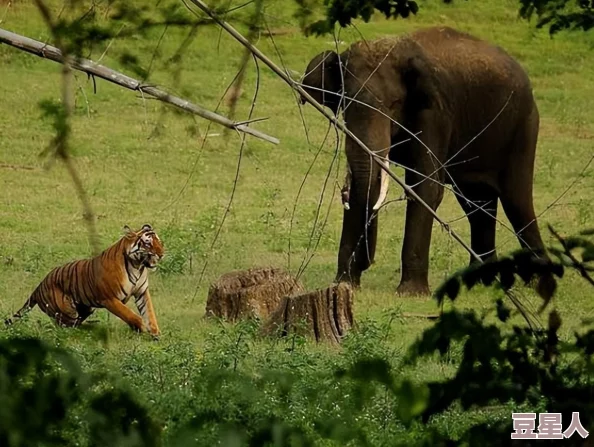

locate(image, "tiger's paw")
[[149, 327, 161, 341]]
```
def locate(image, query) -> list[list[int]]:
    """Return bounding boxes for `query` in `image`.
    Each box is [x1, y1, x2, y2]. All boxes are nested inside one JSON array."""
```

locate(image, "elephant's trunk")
[[342, 158, 390, 212], [336, 114, 391, 286]]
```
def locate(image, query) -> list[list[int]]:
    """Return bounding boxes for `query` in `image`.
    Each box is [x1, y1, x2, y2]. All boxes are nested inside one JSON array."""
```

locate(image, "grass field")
[[1, 0, 594, 444]]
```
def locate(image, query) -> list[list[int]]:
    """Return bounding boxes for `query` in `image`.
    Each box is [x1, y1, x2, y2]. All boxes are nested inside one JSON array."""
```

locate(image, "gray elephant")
[[300, 26, 548, 295]]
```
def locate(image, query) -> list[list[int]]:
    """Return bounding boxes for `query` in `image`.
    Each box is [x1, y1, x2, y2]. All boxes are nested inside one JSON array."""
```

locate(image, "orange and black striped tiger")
[[6, 224, 164, 338]]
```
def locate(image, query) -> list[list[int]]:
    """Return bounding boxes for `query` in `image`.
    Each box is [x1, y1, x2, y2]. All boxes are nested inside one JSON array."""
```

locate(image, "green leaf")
[[397, 380, 429, 425], [496, 298, 511, 323], [435, 276, 461, 304]]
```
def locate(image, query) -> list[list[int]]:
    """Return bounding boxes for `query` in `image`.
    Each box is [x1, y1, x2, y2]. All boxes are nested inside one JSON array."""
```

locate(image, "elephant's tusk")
[[373, 159, 390, 211], [341, 162, 352, 211]]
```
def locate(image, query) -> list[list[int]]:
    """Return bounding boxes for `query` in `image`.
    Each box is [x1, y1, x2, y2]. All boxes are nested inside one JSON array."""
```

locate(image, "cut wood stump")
[[205, 266, 304, 322], [261, 282, 355, 344]]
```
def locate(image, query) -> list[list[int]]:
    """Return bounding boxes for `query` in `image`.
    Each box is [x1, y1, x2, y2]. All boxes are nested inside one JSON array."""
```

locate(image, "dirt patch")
[[205, 266, 304, 322], [261, 282, 355, 344]]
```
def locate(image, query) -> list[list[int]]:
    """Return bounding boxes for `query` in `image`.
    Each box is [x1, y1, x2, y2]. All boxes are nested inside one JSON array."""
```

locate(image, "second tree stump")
[[261, 282, 355, 344]]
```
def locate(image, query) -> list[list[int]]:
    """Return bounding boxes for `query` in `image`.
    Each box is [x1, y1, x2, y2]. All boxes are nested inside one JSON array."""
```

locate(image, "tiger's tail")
[[5, 295, 37, 326]]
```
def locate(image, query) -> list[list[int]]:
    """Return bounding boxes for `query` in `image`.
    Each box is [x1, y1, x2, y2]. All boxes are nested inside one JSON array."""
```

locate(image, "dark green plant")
[[0, 337, 83, 446], [400, 226, 594, 444], [519, 0, 594, 34], [293, 0, 594, 36], [0, 336, 162, 447]]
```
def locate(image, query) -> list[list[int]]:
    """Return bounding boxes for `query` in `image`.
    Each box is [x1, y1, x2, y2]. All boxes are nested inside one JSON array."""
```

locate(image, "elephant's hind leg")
[[499, 112, 545, 255], [499, 121, 555, 298], [454, 183, 499, 267]]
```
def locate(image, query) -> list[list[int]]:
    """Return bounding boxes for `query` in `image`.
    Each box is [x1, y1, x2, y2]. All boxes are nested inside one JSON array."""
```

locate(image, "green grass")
[[0, 0, 593, 444]]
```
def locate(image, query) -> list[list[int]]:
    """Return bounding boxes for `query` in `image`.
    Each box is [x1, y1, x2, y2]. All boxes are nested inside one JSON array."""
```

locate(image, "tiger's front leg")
[[102, 298, 146, 333], [134, 289, 160, 339]]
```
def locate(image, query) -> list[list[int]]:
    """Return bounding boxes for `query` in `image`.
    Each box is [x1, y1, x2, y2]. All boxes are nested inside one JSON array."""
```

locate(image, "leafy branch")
[[294, 0, 429, 35], [293, 0, 594, 36], [519, 0, 594, 34]]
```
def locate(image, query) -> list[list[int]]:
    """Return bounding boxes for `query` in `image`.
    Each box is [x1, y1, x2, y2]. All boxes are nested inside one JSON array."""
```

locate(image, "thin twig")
[[96, 23, 126, 63], [224, 0, 263, 126], [549, 225, 594, 287], [193, 53, 262, 300], [295, 127, 342, 280], [157, 44, 248, 215], [33, 0, 100, 255], [259, 14, 328, 272], [287, 121, 334, 272], [0, 0, 11, 26], [0, 163, 37, 171], [142, 24, 170, 84], [73, 73, 91, 118]]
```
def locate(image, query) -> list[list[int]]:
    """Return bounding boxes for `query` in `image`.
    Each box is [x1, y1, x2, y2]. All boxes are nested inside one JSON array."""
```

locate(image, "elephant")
[[299, 26, 549, 296]]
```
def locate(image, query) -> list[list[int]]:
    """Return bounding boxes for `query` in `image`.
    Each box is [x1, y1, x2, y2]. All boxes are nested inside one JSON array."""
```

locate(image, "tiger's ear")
[[141, 224, 153, 232], [123, 225, 135, 236]]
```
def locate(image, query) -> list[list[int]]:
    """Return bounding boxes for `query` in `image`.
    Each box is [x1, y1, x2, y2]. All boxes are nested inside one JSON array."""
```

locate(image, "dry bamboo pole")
[[0, 27, 279, 145]]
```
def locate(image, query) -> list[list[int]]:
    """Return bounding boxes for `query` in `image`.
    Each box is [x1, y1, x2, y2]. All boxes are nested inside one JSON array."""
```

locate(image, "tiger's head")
[[123, 224, 164, 270]]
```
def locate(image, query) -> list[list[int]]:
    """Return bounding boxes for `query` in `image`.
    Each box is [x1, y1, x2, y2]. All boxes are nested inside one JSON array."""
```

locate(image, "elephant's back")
[[411, 27, 527, 91], [410, 27, 538, 166]]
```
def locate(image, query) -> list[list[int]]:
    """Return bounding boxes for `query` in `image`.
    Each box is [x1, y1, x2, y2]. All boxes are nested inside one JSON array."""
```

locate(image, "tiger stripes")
[[5, 224, 164, 338]]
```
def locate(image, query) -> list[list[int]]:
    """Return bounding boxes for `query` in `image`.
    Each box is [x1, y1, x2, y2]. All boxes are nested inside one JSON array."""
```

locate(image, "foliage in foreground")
[[2, 226, 594, 446], [294, 0, 594, 36]]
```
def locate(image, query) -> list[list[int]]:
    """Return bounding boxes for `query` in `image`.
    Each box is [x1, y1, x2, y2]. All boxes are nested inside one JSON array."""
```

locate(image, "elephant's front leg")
[[397, 164, 445, 296], [336, 203, 378, 287]]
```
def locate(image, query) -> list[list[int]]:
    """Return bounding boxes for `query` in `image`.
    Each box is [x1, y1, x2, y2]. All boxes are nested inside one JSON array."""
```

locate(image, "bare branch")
[[0, 27, 279, 145]]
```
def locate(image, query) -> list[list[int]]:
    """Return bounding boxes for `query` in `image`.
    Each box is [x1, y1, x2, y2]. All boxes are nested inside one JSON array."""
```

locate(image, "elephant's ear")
[[300, 50, 343, 114], [402, 55, 443, 112]]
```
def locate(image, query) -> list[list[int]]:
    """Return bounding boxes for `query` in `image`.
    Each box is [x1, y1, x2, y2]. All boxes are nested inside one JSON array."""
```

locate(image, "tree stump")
[[261, 282, 355, 344], [205, 266, 304, 322]]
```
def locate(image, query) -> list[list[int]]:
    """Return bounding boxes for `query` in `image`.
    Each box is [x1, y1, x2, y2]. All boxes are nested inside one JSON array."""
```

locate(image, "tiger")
[[5, 224, 164, 338]]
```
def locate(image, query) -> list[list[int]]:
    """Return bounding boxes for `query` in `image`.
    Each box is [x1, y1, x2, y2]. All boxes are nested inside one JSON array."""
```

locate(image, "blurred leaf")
[[397, 380, 429, 425], [496, 298, 511, 323]]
